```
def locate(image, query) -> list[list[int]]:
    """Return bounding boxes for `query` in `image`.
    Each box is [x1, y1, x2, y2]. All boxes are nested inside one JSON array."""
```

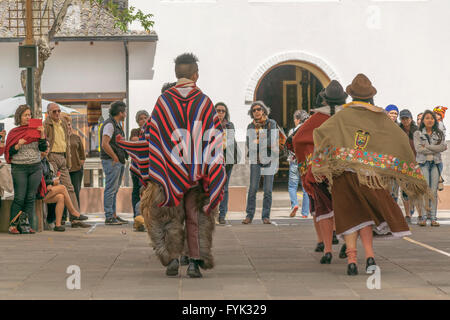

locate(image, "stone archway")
[[245, 51, 341, 104]]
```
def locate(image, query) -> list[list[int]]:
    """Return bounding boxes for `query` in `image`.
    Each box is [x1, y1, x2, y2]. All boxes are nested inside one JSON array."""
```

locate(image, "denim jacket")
[[413, 128, 447, 164]]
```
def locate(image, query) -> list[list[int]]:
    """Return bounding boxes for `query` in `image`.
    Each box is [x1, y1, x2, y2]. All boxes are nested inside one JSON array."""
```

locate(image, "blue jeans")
[[420, 161, 439, 221], [288, 162, 310, 216], [219, 166, 233, 219], [102, 159, 125, 219], [246, 164, 274, 220]]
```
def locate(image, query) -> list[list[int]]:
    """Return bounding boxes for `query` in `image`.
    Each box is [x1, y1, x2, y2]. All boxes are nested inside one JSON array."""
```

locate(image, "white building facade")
[[1, 0, 449, 188]]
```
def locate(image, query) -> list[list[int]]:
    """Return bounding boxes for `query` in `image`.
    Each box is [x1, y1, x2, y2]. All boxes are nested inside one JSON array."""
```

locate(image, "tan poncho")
[[311, 102, 430, 204]]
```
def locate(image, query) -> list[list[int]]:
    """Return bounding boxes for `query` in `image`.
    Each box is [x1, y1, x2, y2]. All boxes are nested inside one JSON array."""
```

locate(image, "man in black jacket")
[[100, 101, 129, 225]]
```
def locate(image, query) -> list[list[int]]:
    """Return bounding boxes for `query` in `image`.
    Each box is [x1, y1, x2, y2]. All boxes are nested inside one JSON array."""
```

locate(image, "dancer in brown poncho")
[[311, 74, 427, 276]]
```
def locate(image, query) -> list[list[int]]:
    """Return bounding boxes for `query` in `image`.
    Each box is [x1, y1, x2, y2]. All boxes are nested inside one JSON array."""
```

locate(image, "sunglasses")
[[252, 107, 262, 113], [216, 109, 226, 113], [52, 109, 61, 114]]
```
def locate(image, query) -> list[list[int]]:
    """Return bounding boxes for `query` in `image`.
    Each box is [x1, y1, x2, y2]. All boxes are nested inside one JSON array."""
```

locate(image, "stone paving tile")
[[0, 217, 449, 299]]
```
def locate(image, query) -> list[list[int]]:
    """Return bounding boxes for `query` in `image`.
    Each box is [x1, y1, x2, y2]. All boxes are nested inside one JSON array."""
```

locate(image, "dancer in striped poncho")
[[117, 53, 226, 278]]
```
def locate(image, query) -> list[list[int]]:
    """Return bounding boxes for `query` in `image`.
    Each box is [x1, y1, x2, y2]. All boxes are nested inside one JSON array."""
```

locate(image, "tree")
[[20, 0, 154, 117]]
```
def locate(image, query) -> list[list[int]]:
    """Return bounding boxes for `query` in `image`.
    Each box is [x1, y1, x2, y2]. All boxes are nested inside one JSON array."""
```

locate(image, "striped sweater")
[[117, 81, 226, 214]]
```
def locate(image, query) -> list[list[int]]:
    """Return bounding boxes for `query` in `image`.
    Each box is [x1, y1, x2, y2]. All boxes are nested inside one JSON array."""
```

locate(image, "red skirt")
[[309, 182, 334, 222]]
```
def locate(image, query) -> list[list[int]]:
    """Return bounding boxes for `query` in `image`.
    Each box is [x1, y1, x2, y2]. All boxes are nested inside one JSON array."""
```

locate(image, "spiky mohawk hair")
[[174, 52, 199, 65]]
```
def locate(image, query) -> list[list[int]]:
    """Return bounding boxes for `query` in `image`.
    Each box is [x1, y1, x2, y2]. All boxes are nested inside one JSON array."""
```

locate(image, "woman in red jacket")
[[293, 81, 348, 264]]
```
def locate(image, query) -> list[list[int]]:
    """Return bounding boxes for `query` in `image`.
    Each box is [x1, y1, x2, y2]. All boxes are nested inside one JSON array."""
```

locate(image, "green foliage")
[[89, 0, 154, 32]]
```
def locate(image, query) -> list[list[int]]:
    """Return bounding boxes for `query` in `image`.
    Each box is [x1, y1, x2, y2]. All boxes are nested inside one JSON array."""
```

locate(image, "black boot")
[[180, 255, 189, 266], [366, 257, 377, 273], [187, 259, 203, 278], [166, 258, 179, 277], [314, 242, 324, 252], [339, 243, 347, 259], [347, 263, 358, 276], [320, 252, 332, 264], [332, 231, 339, 245]]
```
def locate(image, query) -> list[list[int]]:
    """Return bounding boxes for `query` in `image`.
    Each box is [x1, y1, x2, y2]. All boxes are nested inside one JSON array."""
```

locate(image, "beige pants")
[[47, 153, 80, 213]]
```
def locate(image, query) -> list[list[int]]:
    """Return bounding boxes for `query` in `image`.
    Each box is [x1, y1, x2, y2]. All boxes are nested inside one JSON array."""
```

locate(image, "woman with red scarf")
[[5, 105, 47, 234]]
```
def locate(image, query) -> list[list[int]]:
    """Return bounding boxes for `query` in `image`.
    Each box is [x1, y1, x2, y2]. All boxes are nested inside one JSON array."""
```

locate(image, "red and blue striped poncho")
[[117, 81, 226, 214]]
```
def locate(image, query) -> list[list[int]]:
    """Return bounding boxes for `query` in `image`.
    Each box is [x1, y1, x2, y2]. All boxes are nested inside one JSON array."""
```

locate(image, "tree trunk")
[[21, 0, 73, 118]]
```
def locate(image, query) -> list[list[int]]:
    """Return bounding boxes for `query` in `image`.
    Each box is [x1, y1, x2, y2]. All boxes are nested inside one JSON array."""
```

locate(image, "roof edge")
[[0, 34, 158, 43]]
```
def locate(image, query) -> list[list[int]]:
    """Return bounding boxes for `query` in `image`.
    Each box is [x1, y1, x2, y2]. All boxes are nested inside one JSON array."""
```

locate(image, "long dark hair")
[[419, 110, 444, 144]]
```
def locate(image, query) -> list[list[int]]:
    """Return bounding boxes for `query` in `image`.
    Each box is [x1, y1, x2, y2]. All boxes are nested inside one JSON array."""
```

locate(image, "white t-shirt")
[[102, 123, 114, 138]]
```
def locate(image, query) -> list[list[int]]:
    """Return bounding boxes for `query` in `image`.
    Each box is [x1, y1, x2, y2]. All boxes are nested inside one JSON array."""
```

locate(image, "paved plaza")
[[0, 206, 449, 300]]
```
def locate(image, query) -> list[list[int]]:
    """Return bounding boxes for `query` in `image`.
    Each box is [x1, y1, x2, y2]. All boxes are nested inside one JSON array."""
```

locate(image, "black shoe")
[[53, 225, 65, 232], [339, 243, 347, 259], [180, 255, 189, 266], [219, 217, 226, 225], [347, 263, 358, 276], [166, 258, 179, 277], [71, 214, 88, 221], [105, 217, 122, 225], [187, 259, 203, 278], [320, 252, 332, 264], [71, 221, 91, 228], [61, 221, 66, 226], [366, 257, 377, 273], [314, 242, 324, 252], [115, 216, 128, 224], [332, 231, 339, 245]]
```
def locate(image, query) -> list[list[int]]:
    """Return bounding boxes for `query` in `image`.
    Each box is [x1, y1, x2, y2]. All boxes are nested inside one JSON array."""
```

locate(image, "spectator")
[[399, 109, 419, 223], [385, 104, 399, 123], [386, 104, 400, 202], [0, 128, 13, 209], [417, 112, 424, 128], [132, 186, 146, 232], [44, 103, 88, 227], [287, 110, 310, 218], [130, 110, 149, 219], [215, 102, 240, 225], [161, 82, 177, 94], [62, 114, 86, 208], [414, 110, 447, 227], [40, 144, 90, 231], [243, 101, 280, 225], [433, 106, 447, 138], [5, 105, 46, 234], [100, 101, 129, 225]]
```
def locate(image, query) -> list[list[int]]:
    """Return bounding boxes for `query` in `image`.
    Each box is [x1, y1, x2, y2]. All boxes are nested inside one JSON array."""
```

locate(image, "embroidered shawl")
[[311, 101, 429, 203], [117, 81, 226, 214]]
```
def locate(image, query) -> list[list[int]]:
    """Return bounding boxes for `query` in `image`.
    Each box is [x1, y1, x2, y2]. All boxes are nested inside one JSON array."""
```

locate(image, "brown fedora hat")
[[346, 74, 377, 100]]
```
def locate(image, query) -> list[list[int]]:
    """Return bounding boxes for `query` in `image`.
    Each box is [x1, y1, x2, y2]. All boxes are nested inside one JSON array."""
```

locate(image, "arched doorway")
[[254, 60, 330, 184]]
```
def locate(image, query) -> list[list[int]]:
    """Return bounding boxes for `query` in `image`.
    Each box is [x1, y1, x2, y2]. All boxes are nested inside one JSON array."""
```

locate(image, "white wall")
[[0, 43, 22, 100], [43, 42, 126, 93], [128, 0, 450, 140], [0, 42, 126, 99]]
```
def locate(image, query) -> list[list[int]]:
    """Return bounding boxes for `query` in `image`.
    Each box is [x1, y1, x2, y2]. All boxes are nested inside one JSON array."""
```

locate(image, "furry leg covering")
[[140, 183, 218, 269], [140, 182, 185, 267]]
